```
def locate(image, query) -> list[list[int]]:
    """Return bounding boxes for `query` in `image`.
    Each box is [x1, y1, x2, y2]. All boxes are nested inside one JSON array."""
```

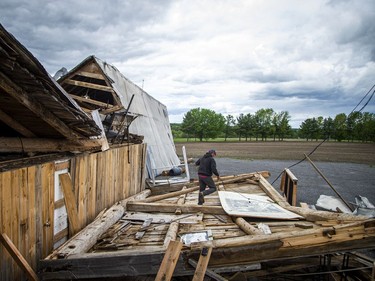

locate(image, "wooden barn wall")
[[0, 143, 146, 280]]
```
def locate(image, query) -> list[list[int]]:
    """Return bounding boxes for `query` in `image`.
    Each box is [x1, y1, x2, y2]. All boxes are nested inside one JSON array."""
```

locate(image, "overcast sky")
[[1, 0, 374, 127]]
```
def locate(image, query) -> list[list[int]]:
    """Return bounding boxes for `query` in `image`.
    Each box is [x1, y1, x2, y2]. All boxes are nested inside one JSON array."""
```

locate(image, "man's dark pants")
[[199, 176, 217, 196]]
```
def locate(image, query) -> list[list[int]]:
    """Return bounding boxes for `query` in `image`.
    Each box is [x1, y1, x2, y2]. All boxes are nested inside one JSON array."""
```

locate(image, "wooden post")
[[189, 258, 228, 281], [304, 154, 354, 212], [59, 173, 80, 236], [192, 247, 213, 281], [0, 233, 39, 281], [155, 241, 183, 281]]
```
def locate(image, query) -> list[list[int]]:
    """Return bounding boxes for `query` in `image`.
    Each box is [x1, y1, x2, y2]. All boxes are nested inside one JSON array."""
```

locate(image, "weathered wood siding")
[[0, 144, 146, 280]]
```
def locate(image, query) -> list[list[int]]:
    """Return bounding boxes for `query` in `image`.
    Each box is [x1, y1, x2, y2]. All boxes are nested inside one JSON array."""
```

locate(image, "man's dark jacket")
[[195, 153, 219, 177]]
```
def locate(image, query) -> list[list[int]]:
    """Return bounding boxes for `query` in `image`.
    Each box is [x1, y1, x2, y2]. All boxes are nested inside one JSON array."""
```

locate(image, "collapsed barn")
[[0, 23, 374, 281]]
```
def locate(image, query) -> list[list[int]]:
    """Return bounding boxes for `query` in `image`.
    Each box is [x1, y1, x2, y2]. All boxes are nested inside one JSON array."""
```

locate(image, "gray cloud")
[[1, 0, 374, 128]]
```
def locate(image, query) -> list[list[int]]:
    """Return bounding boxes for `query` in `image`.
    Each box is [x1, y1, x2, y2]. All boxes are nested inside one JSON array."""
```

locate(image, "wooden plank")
[[122, 212, 203, 224], [258, 175, 290, 208], [192, 247, 213, 281], [42, 163, 54, 256], [126, 201, 226, 215], [155, 240, 183, 281], [189, 255, 228, 281], [70, 94, 114, 108], [0, 72, 85, 141], [27, 166, 37, 270], [0, 137, 102, 153], [54, 161, 70, 171], [34, 165, 43, 269], [135, 218, 153, 240], [59, 173, 80, 236], [119, 189, 152, 209], [88, 153, 97, 222], [64, 79, 114, 92], [19, 168, 28, 261], [77, 156, 87, 230], [76, 71, 106, 80], [10, 169, 20, 277], [0, 233, 39, 281], [46, 202, 124, 259], [191, 220, 372, 250], [0, 108, 36, 137], [164, 221, 179, 248], [100, 104, 123, 115], [235, 217, 263, 235], [1, 171, 12, 280]]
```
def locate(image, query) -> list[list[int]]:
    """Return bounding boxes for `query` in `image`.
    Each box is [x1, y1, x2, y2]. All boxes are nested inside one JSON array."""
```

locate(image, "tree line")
[[171, 108, 375, 142]]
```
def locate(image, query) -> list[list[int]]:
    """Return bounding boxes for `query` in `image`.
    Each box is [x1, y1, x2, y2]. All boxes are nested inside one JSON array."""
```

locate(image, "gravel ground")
[[187, 157, 375, 208], [177, 141, 375, 207]]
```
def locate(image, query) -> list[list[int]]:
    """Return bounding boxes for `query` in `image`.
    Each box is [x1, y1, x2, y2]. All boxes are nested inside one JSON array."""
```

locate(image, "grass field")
[[174, 141, 375, 165]]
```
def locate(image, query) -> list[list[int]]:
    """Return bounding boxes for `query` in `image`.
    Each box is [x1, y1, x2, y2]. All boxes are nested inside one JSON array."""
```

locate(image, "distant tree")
[[346, 112, 361, 142], [359, 112, 375, 142], [322, 117, 334, 140], [272, 111, 291, 141], [236, 114, 246, 141], [236, 113, 255, 141], [224, 114, 236, 141], [299, 117, 320, 141], [181, 108, 225, 141], [255, 108, 274, 141], [333, 113, 347, 141]]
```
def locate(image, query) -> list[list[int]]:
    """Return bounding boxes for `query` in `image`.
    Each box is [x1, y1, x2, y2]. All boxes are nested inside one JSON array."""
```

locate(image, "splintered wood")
[[41, 172, 375, 280]]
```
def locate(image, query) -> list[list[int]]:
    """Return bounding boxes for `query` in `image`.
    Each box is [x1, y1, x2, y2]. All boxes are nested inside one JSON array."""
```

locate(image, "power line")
[[271, 83, 375, 185]]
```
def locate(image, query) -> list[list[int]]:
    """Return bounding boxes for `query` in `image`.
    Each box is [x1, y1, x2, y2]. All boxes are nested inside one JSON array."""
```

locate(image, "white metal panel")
[[96, 58, 180, 174]]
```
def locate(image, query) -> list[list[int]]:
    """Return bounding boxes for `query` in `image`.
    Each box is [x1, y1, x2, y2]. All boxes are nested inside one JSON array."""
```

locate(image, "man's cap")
[[208, 149, 216, 155]]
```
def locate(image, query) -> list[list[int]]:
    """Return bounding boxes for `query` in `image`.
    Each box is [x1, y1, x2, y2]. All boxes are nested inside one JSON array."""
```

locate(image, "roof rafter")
[[0, 108, 36, 137], [64, 79, 114, 92], [0, 72, 84, 142]]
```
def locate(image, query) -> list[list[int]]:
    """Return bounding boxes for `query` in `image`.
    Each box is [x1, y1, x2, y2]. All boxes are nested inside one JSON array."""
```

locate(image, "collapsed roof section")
[[58, 56, 181, 177], [0, 24, 104, 157]]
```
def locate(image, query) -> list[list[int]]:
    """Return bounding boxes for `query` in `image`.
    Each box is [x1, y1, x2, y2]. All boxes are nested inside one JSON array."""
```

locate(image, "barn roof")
[[58, 55, 181, 178], [0, 24, 102, 141]]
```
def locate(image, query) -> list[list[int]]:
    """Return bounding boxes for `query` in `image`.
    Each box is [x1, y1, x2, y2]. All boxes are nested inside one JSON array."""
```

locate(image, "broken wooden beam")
[[64, 79, 114, 92], [126, 201, 226, 215], [46, 200, 124, 259], [234, 217, 263, 235], [0, 137, 102, 153], [155, 241, 183, 281], [164, 221, 180, 248], [59, 173, 80, 236], [192, 247, 213, 281], [191, 220, 374, 250], [189, 257, 228, 281], [0, 233, 39, 281], [0, 72, 87, 142]]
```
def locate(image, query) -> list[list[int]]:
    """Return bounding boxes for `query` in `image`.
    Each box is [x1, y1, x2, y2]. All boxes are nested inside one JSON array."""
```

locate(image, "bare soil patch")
[[175, 141, 375, 165]]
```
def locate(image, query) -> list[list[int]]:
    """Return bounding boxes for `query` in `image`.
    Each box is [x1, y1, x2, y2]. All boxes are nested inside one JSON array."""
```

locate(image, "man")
[[195, 149, 220, 205]]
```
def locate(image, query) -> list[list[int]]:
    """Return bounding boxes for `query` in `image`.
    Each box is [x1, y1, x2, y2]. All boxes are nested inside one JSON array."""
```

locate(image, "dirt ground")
[[175, 141, 375, 165], [175, 141, 375, 206]]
